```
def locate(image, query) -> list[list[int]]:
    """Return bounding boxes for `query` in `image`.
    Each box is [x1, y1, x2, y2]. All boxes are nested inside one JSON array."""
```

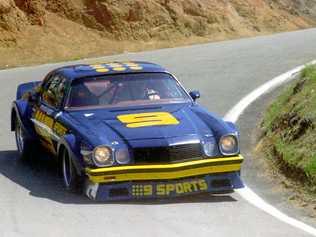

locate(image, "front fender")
[[58, 134, 84, 176], [194, 109, 238, 140], [225, 121, 240, 136]]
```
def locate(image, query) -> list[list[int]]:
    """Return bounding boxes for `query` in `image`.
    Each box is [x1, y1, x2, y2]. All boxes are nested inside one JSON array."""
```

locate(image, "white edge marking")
[[224, 60, 316, 236]]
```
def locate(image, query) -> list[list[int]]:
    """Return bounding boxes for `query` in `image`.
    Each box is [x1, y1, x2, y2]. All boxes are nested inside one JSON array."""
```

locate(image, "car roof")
[[54, 61, 168, 80]]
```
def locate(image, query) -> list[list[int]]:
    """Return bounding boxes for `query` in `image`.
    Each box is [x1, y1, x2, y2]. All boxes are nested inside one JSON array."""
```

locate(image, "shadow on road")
[[0, 150, 237, 205]]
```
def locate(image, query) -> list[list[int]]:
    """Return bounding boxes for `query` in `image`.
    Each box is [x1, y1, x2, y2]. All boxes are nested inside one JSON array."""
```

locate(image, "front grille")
[[133, 143, 203, 164]]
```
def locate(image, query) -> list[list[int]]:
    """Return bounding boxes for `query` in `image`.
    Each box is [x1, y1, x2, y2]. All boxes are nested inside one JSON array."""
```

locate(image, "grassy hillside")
[[0, 0, 316, 68], [261, 65, 316, 190]]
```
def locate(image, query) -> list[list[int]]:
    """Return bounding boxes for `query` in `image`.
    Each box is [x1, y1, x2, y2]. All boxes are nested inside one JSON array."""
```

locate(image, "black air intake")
[[133, 143, 203, 164]]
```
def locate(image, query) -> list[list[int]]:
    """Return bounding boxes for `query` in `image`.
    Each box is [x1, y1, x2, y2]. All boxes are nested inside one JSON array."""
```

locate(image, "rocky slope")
[[0, 0, 316, 67]]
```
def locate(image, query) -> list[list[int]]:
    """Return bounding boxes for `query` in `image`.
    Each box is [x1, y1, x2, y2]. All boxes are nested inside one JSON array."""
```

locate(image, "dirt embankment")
[[259, 66, 316, 199], [0, 0, 316, 67]]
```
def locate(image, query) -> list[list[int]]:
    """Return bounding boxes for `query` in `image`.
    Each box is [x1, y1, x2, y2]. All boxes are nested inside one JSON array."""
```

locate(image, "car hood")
[[67, 104, 214, 147]]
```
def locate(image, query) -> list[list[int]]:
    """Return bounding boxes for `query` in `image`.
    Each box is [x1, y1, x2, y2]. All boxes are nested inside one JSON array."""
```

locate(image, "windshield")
[[65, 73, 191, 109]]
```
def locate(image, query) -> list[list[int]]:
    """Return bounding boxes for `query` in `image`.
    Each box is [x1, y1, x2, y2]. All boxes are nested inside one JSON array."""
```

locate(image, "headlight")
[[219, 135, 239, 155], [115, 149, 130, 164], [203, 142, 215, 156], [93, 146, 113, 167]]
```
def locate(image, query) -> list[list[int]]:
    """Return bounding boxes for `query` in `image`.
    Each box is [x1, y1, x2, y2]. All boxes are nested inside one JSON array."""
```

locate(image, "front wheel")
[[62, 149, 82, 193]]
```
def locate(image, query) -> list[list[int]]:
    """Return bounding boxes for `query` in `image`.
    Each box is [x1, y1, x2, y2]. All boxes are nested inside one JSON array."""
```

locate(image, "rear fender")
[[11, 100, 36, 139], [16, 81, 41, 100]]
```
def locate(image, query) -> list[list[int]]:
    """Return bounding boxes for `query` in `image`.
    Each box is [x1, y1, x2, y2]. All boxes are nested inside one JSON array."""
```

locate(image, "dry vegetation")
[[1, 0, 316, 67]]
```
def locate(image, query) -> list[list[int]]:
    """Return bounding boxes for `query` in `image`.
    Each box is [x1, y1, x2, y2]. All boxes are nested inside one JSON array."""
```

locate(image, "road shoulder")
[[237, 81, 316, 227]]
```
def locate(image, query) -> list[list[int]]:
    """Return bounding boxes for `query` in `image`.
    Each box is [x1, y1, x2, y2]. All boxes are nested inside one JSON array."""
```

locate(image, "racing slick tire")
[[15, 117, 37, 161], [62, 149, 83, 193]]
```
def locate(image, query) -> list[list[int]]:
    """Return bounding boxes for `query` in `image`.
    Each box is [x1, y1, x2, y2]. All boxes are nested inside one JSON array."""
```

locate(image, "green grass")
[[262, 65, 316, 185]]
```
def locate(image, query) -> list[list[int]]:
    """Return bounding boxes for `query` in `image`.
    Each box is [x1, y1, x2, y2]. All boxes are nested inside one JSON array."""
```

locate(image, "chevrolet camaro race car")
[[11, 61, 244, 201]]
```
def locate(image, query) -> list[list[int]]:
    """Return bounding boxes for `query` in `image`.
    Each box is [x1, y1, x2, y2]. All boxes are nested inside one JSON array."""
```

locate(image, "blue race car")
[[11, 61, 243, 201]]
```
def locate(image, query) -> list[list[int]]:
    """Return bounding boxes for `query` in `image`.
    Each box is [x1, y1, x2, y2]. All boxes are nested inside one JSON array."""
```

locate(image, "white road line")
[[224, 60, 316, 236]]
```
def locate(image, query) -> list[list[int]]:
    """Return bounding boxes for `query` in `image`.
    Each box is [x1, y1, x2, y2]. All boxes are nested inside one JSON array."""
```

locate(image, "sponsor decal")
[[131, 178, 208, 197], [53, 121, 67, 137], [35, 110, 53, 128], [33, 109, 68, 141]]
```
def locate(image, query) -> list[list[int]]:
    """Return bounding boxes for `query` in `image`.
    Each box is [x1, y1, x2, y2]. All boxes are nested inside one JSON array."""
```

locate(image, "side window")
[[41, 74, 67, 108]]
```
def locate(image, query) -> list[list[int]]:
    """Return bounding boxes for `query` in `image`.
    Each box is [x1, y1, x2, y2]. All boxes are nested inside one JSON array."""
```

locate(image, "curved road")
[[0, 28, 316, 237]]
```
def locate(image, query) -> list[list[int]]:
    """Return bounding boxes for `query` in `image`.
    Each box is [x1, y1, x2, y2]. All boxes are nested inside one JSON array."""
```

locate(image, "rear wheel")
[[15, 118, 36, 161], [62, 149, 82, 193]]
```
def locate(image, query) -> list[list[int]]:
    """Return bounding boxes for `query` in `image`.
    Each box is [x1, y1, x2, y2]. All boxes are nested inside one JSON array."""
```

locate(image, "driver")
[[145, 88, 160, 100]]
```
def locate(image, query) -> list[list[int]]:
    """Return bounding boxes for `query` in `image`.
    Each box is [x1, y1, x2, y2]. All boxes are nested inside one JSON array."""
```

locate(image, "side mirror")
[[189, 90, 200, 101]]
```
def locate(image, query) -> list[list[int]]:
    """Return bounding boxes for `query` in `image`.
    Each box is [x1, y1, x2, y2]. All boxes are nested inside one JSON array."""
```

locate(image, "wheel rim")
[[15, 120, 24, 153], [62, 151, 73, 188]]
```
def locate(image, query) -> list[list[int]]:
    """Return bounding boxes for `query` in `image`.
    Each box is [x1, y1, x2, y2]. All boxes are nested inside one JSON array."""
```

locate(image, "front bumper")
[[84, 155, 244, 201]]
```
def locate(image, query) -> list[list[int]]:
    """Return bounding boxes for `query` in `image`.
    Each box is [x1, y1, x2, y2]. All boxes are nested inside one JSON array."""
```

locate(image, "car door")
[[32, 73, 68, 155]]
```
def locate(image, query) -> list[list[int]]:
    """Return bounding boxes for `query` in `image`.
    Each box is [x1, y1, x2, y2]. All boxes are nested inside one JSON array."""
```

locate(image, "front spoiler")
[[84, 155, 244, 201], [85, 172, 243, 201], [85, 155, 243, 183]]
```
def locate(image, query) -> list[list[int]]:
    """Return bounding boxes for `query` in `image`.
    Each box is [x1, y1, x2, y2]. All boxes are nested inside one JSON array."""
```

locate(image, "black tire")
[[15, 117, 36, 161], [62, 149, 83, 193]]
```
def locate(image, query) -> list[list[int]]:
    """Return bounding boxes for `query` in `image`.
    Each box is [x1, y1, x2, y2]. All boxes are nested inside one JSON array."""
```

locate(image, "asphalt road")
[[0, 28, 316, 237]]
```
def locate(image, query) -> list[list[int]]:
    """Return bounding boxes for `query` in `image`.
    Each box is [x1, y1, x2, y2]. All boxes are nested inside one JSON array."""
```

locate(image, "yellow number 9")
[[143, 185, 153, 196], [117, 112, 179, 128]]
